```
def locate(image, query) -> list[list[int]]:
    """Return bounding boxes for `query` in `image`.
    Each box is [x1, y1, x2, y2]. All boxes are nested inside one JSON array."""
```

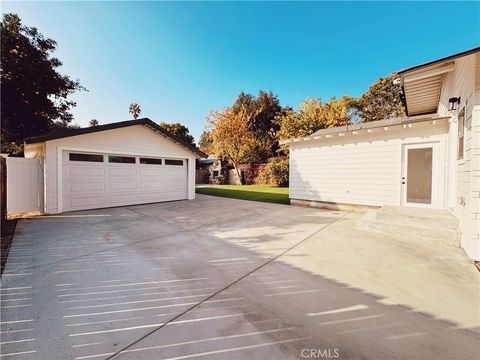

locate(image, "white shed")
[[24, 118, 206, 214], [282, 47, 480, 260]]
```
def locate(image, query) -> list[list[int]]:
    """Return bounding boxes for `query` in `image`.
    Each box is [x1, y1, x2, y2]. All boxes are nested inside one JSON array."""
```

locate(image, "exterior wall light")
[[449, 97, 461, 111]]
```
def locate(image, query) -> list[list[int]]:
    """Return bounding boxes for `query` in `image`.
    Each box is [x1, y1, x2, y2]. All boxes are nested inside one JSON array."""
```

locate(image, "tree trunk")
[[232, 163, 244, 185]]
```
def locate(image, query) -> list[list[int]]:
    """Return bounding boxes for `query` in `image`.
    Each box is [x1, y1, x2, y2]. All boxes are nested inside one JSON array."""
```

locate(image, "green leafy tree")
[[129, 103, 141, 119], [354, 73, 405, 122], [198, 131, 212, 153], [232, 91, 283, 162], [49, 120, 81, 135], [276, 96, 354, 141], [159, 122, 195, 147], [89, 119, 99, 127], [1, 13, 84, 154], [259, 156, 289, 187]]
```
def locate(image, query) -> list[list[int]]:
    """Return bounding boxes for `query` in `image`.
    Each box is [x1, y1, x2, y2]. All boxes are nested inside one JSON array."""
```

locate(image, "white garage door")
[[62, 151, 188, 212]]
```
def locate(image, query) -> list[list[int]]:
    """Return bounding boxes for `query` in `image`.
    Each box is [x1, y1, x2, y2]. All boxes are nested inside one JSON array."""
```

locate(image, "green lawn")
[[196, 185, 290, 205]]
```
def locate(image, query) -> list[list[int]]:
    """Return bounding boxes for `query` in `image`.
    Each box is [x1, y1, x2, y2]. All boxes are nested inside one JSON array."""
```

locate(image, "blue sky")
[[3, 1, 479, 142]]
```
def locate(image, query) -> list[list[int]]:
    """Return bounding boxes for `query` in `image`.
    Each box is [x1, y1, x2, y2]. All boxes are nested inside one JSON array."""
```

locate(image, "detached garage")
[[24, 118, 206, 214]]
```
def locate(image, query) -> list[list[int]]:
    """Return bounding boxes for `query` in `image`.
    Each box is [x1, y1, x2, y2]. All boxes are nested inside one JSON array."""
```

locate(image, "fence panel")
[[6, 157, 43, 215], [1, 157, 6, 221]]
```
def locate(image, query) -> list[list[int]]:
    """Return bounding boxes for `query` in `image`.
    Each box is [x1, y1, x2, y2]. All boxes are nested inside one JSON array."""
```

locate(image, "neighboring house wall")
[[40, 125, 196, 214], [436, 53, 480, 259], [290, 123, 449, 207]]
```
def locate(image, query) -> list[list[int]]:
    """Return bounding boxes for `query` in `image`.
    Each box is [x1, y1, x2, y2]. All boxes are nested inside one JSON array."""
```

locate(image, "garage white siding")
[[43, 125, 196, 213], [62, 152, 187, 212], [290, 122, 449, 207]]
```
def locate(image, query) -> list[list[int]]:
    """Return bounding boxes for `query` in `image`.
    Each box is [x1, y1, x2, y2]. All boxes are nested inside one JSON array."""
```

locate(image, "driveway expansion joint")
[[105, 210, 351, 359]]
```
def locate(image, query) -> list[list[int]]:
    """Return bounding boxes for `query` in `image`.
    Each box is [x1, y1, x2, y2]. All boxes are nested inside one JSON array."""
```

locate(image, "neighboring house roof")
[[396, 47, 480, 116], [25, 118, 207, 158], [280, 114, 449, 145], [198, 159, 215, 165]]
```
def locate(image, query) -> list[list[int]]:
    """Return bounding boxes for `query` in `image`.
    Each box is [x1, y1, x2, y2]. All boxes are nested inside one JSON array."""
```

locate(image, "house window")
[[108, 155, 136, 164], [458, 107, 465, 160], [212, 170, 219, 178], [140, 158, 162, 165], [165, 159, 183, 166], [69, 153, 104, 162]]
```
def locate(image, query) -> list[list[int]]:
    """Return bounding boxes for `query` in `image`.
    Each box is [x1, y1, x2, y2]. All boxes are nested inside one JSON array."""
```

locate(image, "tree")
[[129, 103, 141, 119], [207, 106, 256, 184], [49, 120, 81, 135], [232, 91, 282, 162], [276, 96, 354, 141], [198, 131, 213, 153], [159, 122, 195, 147], [89, 119, 99, 127], [1, 13, 84, 154], [354, 73, 405, 122]]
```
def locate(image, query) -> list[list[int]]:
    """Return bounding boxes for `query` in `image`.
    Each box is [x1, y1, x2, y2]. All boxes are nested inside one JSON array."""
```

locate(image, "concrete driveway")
[[1, 195, 479, 360]]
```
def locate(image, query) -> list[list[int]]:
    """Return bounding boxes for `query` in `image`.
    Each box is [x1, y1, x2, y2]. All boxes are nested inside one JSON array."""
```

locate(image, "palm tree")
[[89, 118, 99, 127], [129, 103, 141, 120]]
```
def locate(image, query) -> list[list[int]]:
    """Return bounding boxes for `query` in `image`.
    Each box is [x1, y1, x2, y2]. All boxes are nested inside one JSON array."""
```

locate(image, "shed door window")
[[458, 108, 465, 160]]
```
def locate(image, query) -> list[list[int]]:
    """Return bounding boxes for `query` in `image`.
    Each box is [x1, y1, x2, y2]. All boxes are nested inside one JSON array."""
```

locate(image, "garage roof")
[[25, 118, 207, 158]]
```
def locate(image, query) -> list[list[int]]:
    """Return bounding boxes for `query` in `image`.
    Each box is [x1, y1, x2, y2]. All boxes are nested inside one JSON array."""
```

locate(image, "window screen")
[[140, 158, 162, 165], [108, 156, 136, 164], [69, 153, 104, 162], [458, 108, 465, 160], [165, 159, 184, 166]]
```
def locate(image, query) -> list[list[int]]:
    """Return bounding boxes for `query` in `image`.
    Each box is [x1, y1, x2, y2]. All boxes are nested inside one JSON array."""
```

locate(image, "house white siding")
[[38, 124, 196, 214], [290, 122, 449, 207], [436, 53, 480, 259]]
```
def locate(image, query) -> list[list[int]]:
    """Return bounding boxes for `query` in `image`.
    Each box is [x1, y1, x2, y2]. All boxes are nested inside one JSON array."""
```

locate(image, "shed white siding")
[[39, 124, 196, 214], [290, 122, 449, 208], [436, 53, 480, 259]]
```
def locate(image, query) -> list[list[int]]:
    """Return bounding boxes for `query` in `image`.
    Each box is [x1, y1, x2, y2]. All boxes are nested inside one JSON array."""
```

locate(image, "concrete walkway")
[[1, 195, 479, 360]]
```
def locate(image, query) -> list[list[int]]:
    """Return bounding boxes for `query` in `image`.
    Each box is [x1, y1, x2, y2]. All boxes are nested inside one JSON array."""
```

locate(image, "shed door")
[[62, 151, 187, 212], [401, 142, 441, 208]]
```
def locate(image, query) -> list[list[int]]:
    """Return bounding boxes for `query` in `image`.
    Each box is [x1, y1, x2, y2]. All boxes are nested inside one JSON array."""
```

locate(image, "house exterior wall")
[[437, 53, 480, 259], [290, 122, 449, 207], [29, 125, 196, 214]]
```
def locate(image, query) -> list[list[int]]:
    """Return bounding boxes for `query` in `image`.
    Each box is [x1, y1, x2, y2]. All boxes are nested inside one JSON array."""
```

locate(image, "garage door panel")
[[68, 167, 106, 177], [68, 196, 107, 209], [108, 167, 137, 177], [138, 192, 172, 203], [139, 179, 165, 190], [69, 182, 106, 193], [109, 193, 139, 205], [62, 151, 188, 212], [139, 168, 165, 176], [108, 181, 138, 191]]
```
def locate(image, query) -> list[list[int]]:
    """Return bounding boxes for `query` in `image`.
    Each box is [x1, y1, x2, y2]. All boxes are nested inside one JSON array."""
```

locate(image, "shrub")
[[259, 157, 289, 187]]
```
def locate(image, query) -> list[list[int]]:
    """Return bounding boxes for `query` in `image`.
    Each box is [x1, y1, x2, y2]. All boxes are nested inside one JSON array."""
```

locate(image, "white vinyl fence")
[[6, 157, 44, 215]]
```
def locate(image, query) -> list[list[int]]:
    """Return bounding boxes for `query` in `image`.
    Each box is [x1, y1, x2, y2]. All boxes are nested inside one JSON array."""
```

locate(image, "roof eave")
[[279, 114, 448, 145], [24, 118, 207, 158]]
